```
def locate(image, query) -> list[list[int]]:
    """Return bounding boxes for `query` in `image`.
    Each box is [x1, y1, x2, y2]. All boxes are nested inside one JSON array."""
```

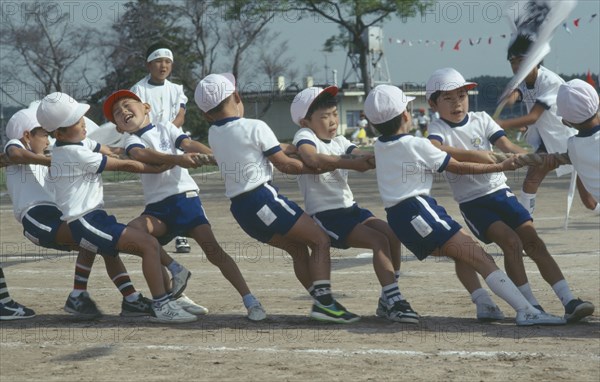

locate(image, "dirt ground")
[[1, 167, 599, 381]]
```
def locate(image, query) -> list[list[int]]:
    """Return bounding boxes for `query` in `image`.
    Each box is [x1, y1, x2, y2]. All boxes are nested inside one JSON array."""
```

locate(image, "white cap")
[[146, 48, 173, 63], [364, 85, 415, 124], [6, 108, 40, 140], [425, 67, 477, 100], [194, 73, 236, 113], [37, 92, 90, 132], [557, 79, 599, 124], [290, 86, 339, 126]]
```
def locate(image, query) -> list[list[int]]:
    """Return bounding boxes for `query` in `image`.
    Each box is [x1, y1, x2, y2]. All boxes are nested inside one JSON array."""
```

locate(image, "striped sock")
[[382, 283, 403, 306], [112, 273, 139, 302], [73, 262, 92, 296], [152, 293, 171, 308], [310, 280, 334, 306], [381, 271, 402, 300], [0, 267, 12, 304]]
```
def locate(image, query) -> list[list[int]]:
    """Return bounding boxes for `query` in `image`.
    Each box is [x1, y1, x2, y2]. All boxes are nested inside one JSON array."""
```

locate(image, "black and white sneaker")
[[121, 294, 154, 317], [386, 300, 420, 324], [0, 300, 35, 321], [564, 298, 594, 323], [64, 292, 102, 320], [175, 237, 191, 253]]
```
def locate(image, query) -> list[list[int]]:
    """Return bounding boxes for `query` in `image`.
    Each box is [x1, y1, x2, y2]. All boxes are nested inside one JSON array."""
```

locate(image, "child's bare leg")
[[129, 215, 187, 292], [268, 235, 312, 289], [116, 228, 166, 298], [486, 221, 528, 285], [189, 224, 251, 297], [576, 176, 599, 210], [281, 214, 331, 282], [345, 223, 395, 286], [519, 165, 550, 213], [364, 218, 401, 273], [434, 230, 536, 315]]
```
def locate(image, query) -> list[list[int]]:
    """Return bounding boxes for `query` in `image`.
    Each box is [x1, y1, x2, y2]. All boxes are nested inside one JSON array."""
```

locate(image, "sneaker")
[[515, 310, 566, 326], [120, 294, 154, 317], [151, 300, 198, 323], [564, 298, 595, 323], [0, 300, 36, 321], [476, 303, 505, 322], [386, 300, 420, 324], [175, 237, 191, 253], [170, 267, 191, 299], [247, 303, 267, 321], [176, 294, 209, 315], [64, 291, 102, 320], [375, 298, 387, 317], [310, 300, 360, 324]]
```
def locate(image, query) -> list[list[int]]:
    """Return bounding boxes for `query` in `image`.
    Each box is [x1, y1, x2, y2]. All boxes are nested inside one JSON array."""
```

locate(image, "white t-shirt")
[[130, 76, 188, 124], [48, 138, 106, 222], [375, 134, 450, 208], [124, 122, 198, 205], [567, 127, 600, 202], [428, 112, 508, 203], [293, 128, 356, 215], [208, 117, 281, 199], [4, 139, 55, 221], [517, 66, 575, 177]]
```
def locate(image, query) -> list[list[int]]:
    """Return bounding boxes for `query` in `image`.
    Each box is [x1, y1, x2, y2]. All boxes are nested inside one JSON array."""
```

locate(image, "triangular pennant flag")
[[440, 41, 445, 50], [488, 37, 493, 45], [563, 22, 572, 34], [453, 40, 462, 51], [590, 14, 597, 23], [501, 34, 507, 38], [587, 69, 597, 88], [476, 37, 482, 45], [408, 41, 413, 47], [388, 37, 392, 43], [574, 18, 580, 27]]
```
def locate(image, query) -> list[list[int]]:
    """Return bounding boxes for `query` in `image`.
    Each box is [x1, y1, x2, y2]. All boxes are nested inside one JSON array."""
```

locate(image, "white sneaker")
[[476, 303, 505, 322], [515, 310, 566, 326], [247, 303, 267, 321], [177, 294, 209, 315], [151, 300, 198, 323], [171, 267, 191, 299]]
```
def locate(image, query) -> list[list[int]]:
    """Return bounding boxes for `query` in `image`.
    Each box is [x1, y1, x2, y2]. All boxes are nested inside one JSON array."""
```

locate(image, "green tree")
[[290, 0, 433, 94]]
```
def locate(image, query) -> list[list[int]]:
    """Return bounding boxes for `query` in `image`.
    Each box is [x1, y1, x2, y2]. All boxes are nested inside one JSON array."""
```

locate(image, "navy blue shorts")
[[21, 205, 71, 251], [460, 188, 532, 243], [230, 183, 304, 243], [385, 195, 461, 260], [313, 204, 374, 249], [69, 210, 127, 257], [142, 191, 210, 245]]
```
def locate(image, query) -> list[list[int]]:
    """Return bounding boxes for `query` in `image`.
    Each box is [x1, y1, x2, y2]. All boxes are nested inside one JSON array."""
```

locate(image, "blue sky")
[[271, 0, 600, 86]]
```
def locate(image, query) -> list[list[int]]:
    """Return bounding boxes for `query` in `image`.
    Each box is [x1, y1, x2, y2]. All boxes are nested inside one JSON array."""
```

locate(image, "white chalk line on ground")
[[1, 341, 598, 361]]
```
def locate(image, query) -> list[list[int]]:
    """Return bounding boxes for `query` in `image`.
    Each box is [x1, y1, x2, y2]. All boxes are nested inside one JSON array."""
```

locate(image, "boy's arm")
[[445, 156, 521, 175], [5, 146, 51, 166], [495, 103, 545, 129], [99, 144, 124, 158], [428, 139, 496, 164], [178, 138, 212, 155], [268, 150, 327, 175], [504, 89, 522, 107], [103, 156, 172, 174], [493, 136, 528, 155], [172, 107, 185, 128], [0, 153, 9, 168], [297, 143, 373, 172], [127, 146, 202, 169]]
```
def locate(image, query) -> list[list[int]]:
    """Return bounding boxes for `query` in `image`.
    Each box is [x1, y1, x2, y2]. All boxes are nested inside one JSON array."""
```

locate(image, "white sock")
[[124, 292, 141, 303], [551, 279, 575, 306], [70, 289, 85, 298], [485, 270, 536, 314], [242, 293, 259, 308], [592, 203, 600, 215], [471, 288, 495, 306], [519, 191, 536, 214], [167, 260, 184, 275], [517, 283, 541, 306]]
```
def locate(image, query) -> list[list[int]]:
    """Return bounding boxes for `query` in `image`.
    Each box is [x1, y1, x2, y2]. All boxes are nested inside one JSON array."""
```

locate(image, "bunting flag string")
[[387, 13, 597, 51]]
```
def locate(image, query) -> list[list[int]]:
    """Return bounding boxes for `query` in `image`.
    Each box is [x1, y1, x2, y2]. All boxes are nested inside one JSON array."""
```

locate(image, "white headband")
[[147, 48, 173, 63]]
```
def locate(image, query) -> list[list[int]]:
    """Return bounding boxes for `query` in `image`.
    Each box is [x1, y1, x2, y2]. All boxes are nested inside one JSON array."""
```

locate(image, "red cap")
[[103, 90, 142, 122]]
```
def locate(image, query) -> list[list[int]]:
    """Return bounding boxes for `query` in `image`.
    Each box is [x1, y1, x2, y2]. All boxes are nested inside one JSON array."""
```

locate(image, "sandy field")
[[1, 167, 598, 381]]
